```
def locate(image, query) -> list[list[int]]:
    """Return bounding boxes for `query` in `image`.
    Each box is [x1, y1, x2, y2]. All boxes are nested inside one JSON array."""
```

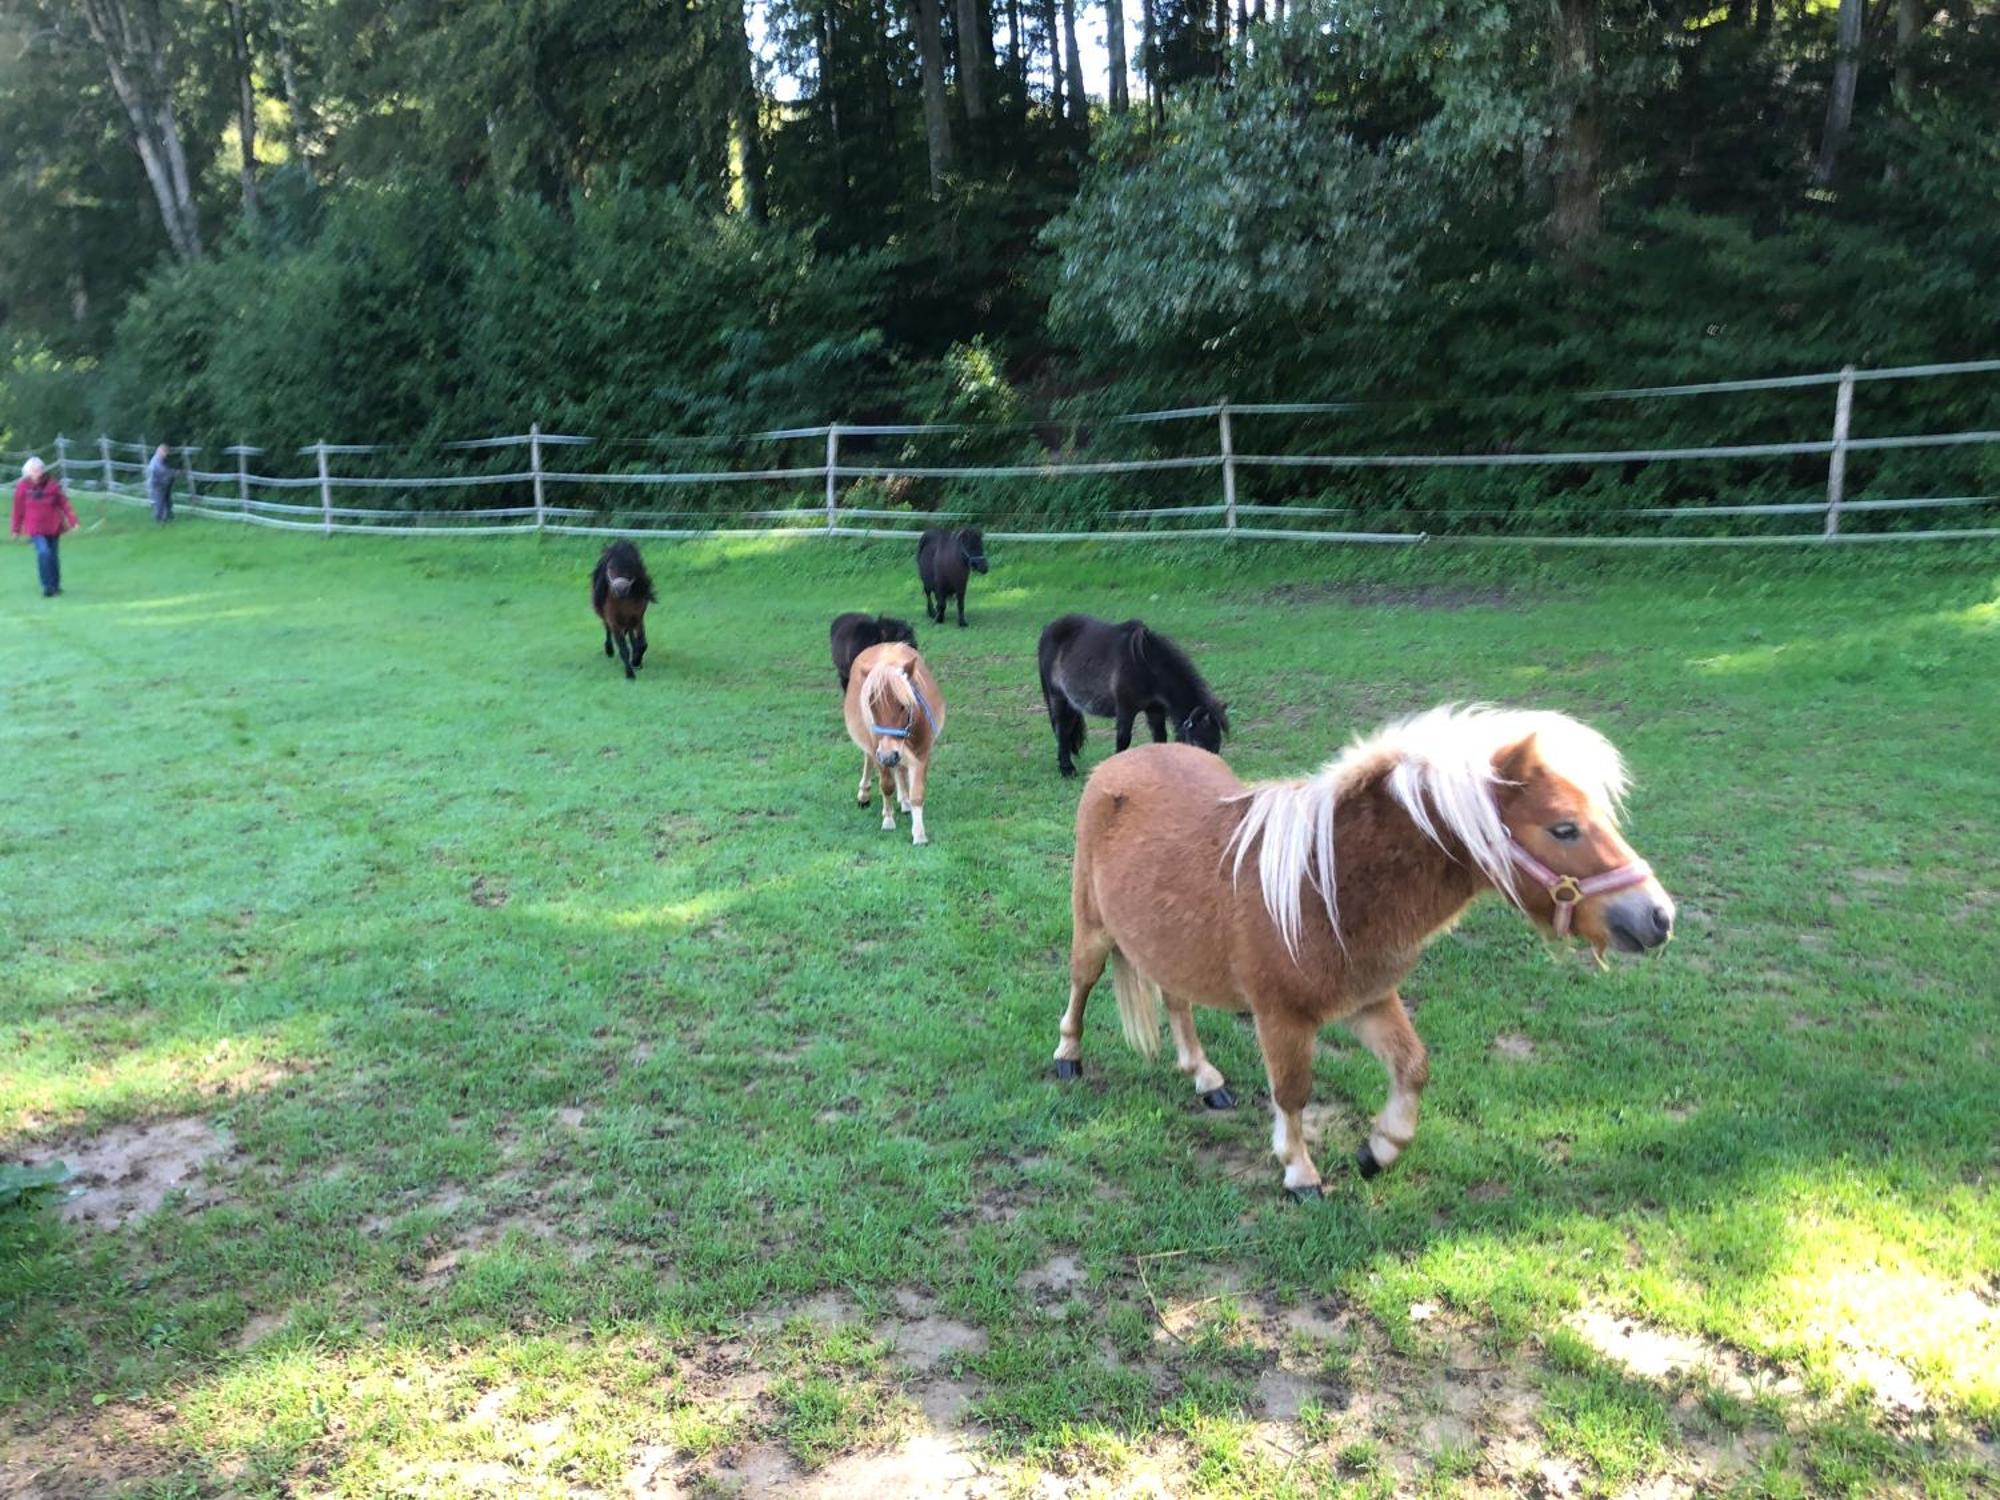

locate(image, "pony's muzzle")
[[1604, 886, 1675, 952], [610, 577, 633, 597], [876, 748, 902, 769]]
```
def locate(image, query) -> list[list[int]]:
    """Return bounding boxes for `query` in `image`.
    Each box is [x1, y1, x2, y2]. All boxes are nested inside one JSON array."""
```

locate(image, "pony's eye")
[[1550, 822, 1581, 843]]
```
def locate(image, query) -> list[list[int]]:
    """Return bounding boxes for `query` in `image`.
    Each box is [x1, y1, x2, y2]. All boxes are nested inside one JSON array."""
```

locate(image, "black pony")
[[1037, 614, 1229, 777], [829, 612, 919, 691], [591, 540, 656, 679], [916, 526, 988, 628]]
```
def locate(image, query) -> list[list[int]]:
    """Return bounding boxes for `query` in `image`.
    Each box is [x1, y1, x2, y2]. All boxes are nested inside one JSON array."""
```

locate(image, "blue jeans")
[[31, 534, 60, 595]]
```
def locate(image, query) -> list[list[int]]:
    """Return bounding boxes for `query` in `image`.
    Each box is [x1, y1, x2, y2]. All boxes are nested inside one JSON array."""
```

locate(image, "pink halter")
[[1507, 837, 1653, 938]]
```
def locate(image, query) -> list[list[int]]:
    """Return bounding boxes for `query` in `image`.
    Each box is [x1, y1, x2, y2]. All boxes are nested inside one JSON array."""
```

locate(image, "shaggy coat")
[[1055, 706, 1675, 1197], [916, 526, 988, 628], [1038, 614, 1228, 777], [829, 612, 919, 691], [842, 641, 947, 845], [591, 540, 655, 679]]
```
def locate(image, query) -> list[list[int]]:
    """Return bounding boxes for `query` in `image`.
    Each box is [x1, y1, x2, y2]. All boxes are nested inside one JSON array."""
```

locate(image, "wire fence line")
[[32, 357, 2000, 547]]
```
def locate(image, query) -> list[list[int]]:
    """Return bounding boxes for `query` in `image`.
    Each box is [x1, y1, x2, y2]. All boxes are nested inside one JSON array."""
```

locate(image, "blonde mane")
[[1225, 704, 1629, 955], [859, 654, 918, 726]]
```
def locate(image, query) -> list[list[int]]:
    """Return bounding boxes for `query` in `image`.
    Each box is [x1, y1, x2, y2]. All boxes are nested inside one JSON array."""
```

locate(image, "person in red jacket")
[[12, 457, 79, 598]]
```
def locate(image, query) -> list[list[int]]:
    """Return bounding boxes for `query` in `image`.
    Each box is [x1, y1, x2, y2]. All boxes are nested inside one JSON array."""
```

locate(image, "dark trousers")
[[152, 492, 173, 522], [31, 534, 60, 595]]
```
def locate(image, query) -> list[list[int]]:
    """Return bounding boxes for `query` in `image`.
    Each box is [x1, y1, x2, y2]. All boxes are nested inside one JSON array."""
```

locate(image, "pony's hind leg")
[[603, 626, 614, 658], [856, 753, 875, 807], [1254, 1008, 1325, 1200], [1346, 993, 1429, 1179], [1054, 927, 1112, 1078], [1145, 706, 1168, 743], [878, 762, 898, 832], [1166, 997, 1233, 1109]]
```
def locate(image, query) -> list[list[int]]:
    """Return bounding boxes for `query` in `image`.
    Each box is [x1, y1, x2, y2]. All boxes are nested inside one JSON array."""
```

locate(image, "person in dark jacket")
[[146, 442, 175, 522], [12, 457, 79, 597]]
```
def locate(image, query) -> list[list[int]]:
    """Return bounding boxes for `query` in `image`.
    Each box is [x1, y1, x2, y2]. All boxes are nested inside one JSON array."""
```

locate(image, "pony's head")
[[958, 528, 989, 574], [1487, 721, 1673, 957], [876, 614, 919, 646], [1177, 700, 1230, 754], [860, 658, 924, 768]]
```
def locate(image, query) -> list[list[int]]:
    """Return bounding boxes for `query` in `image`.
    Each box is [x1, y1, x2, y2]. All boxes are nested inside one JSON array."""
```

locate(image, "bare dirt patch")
[[1491, 1032, 1538, 1062], [18, 1116, 237, 1230], [0, 1404, 188, 1498], [1263, 581, 1521, 611]]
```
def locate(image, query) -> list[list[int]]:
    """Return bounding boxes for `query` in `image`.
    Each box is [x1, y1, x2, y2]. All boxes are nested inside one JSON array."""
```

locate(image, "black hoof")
[[1355, 1143, 1383, 1179], [624, 669, 636, 680], [1053, 1059, 1082, 1080], [1199, 1087, 1236, 1111], [1288, 1184, 1324, 1203]]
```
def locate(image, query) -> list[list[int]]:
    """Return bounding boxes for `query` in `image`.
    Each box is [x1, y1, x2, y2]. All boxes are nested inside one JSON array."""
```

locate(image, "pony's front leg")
[[603, 626, 614, 658], [1167, 998, 1233, 1109], [1113, 708, 1137, 753], [614, 630, 636, 679], [632, 627, 648, 670], [1347, 993, 1429, 1178], [904, 758, 929, 845], [1254, 1009, 1325, 1200], [856, 754, 875, 807]]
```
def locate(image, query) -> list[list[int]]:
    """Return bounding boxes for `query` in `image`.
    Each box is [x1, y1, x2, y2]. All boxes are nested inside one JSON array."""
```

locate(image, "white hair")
[[22, 456, 45, 479], [1225, 704, 1629, 957]]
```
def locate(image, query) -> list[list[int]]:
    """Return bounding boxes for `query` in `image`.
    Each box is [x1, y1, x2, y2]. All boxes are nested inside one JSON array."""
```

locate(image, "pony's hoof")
[[1053, 1059, 1082, 1080], [1354, 1143, 1383, 1180], [1058, 764, 1076, 779], [624, 669, 636, 680], [1199, 1087, 1236, 1111], [1288, 1184, 1324, 1203]]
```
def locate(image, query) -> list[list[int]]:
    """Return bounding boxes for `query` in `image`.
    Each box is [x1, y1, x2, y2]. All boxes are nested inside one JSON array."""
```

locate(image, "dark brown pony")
[[916, 526, 988, 628], [829, 612, 919, 691], [842, 642, 947, 845], [591, 541, 655, 679], [1054, 705, 1674, 1198]]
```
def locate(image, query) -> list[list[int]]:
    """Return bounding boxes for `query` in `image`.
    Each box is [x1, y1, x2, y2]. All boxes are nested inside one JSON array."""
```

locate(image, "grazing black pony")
[[591, 540, 655, 679], [917, 526, 989, 628], [829, 612, 919, 691], [1037, 614, 1229, 777]]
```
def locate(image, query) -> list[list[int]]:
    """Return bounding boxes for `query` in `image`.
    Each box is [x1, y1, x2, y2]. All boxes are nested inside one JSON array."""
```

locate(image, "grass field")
[[1, 504, 1996, 1498]]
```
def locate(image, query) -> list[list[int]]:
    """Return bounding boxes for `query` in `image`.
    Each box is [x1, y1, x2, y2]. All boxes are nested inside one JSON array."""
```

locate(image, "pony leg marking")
[[1347, 994, 1430, 1176], [894, 766, 913, 812], [910, 807, 927, 845], [1254, 1010, 1323, 1195], [1166, 998, 1229, 1103]]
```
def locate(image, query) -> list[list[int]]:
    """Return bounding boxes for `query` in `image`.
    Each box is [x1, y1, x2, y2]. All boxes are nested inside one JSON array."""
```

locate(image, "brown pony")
[[1054, 705, 1674, 1198], [842, 641, 947, 845]]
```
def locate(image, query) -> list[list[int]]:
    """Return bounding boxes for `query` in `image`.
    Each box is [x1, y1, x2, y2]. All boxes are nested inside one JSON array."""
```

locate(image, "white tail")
[[1110, 951, 1163, 1058]]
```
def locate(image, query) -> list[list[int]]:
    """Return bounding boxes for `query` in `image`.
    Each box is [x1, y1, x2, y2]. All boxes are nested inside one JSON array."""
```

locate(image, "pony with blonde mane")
[[1054, 704, 1675, 1198], [843, 642, 947, 845]]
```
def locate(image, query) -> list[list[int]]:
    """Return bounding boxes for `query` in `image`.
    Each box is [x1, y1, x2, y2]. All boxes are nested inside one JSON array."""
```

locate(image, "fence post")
[[181, 446, 200, 509], [316, 440, 333, 536], [99, 436, 114, 496], [1218, 399, 1237, 535], [237, 449, 250, 513], [824, 424, 840, 533], [530, 421, 546, 532], [1824, 365, 1855, 539], [54, 434, 68, 483]]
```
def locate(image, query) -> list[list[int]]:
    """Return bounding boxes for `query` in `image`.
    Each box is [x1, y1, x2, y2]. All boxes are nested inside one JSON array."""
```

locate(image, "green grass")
[[2, 505, 1996, 1495]]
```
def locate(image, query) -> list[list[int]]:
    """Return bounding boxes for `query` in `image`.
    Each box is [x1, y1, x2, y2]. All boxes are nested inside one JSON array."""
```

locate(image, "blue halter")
[[870, 679, 938, 741]]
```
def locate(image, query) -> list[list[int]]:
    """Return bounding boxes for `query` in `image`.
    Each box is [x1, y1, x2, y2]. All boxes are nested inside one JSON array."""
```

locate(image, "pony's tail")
[[1110, 950, 1163, 1058]]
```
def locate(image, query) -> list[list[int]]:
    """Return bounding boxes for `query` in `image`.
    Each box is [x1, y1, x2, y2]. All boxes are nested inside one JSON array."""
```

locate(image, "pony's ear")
[[1492, 733, 1540, 787]]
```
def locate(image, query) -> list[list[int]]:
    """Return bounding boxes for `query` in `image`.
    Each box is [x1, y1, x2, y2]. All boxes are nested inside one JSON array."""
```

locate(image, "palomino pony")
[[1054, 705, 1674, 1198], [1038, 614, 1229, 777], [916, 526, 988, 628], [843, 641, 947, 845], [591, 540, 655, 679], [829, 611, 919, 692]]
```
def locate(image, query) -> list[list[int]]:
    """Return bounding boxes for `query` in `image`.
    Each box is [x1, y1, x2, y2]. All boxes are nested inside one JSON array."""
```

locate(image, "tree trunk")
[[1061, 0, 1087, 133], [733, 0, 766, 219], [1754, 0, 1773, 35], [1042, 0, 1064, 115], [77, 0, 203, 259], [1105, 0, 1129, 113], [1142, 0, 1159, 121], [1008, 0, 1026, 100], [1892, 0, 1919, 108], [226, 0, 259, 221], [1814, 0, 1864, 186], [913, 0, 956, 194], [956, 0, 989, 120], [1214, 0, 1228, 77], [1550, 0, 1601, 260]]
